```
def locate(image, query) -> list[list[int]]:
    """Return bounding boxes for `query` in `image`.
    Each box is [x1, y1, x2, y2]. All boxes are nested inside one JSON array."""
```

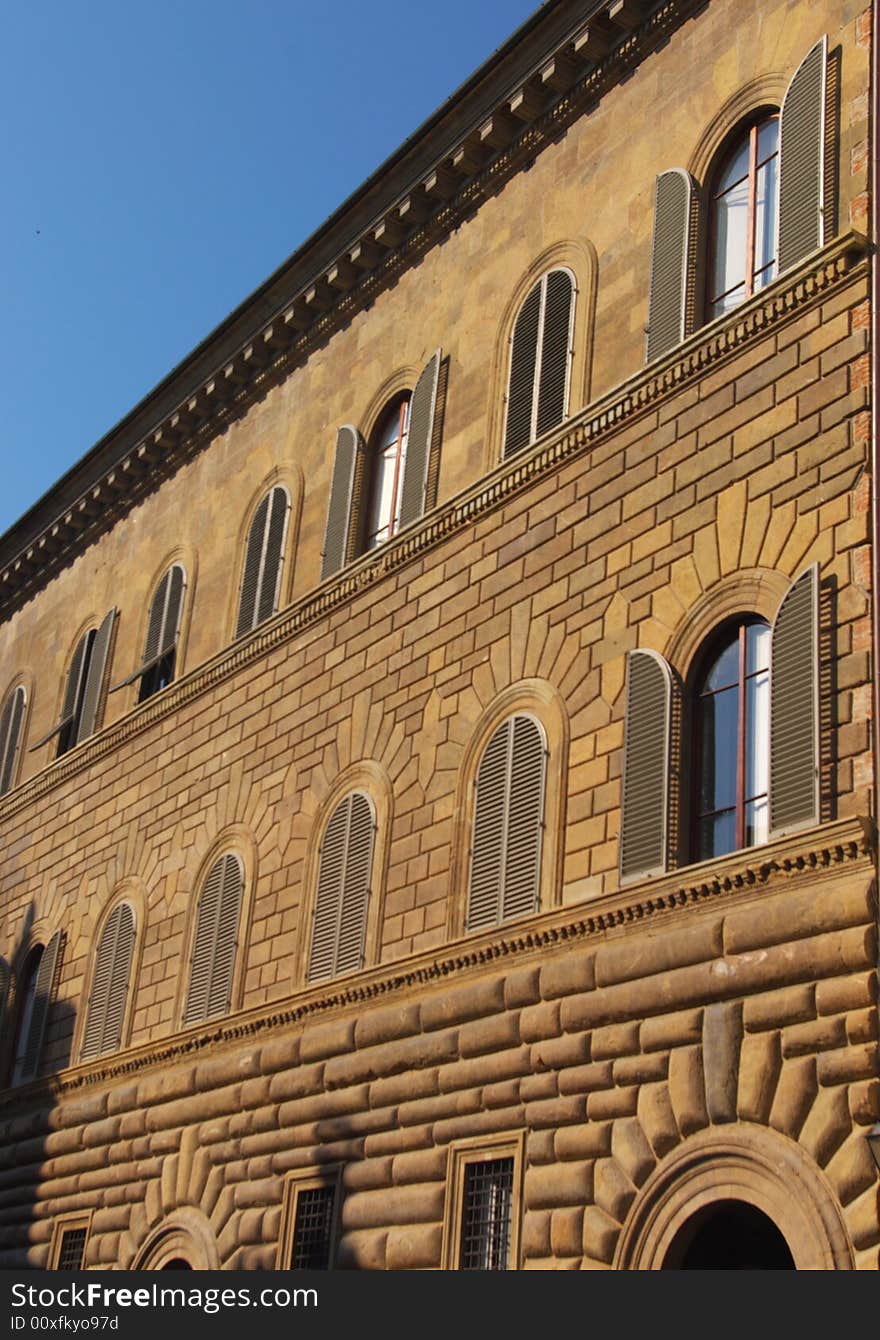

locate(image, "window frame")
[[182, 851, 246, 1027], [235, 485, 291, 639], [276, 1167, 342, 1271], [48, 1212, 93, 1271], [0, 683, 27, 797], [441, 1133, 525, 1271], [502, 267, 576, 458], [306, 790, 377, 985], [79, 899, 138, 1063], [705, 111, 780, 322], [362, 393, 412, 552]]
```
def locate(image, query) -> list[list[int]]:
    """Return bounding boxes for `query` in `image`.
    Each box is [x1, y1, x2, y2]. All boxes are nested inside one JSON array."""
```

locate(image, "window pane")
[[698, 809, 737, 860], [757, 117, 778, 163], [698, 686, 738, 814], [753, 156, 778, 281], [367, 445, 398, 547], [746, 669, 770, 801], [710, 283, 746, 320], [717, 138, 751, 194], [746, 797, 769, 847], [460, 1158, 513, 1270], [746, 623, 770, 675], [712, 178, 748, 302], [705, 637, 740, 692]]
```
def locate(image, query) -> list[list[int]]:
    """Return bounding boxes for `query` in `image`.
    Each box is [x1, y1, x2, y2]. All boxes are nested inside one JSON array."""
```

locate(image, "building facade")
[[0, 0, 877, 1270]]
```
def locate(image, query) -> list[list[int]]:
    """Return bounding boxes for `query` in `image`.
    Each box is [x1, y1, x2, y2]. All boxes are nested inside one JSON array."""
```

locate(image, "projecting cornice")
[[0, 0, 708, 618]]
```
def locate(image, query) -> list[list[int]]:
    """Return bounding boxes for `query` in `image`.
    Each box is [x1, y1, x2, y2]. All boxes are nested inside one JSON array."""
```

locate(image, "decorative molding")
[[0, 232, 868, 823], [0, 814, 872, 1109], [0, 0, 709, 618]]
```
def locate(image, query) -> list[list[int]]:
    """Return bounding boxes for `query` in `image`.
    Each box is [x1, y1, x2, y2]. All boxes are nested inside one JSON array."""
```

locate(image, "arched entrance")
[[133, 1208, 219, 1271], [662, 1199, 795, 1269], [160, 1259, 193, 1271]]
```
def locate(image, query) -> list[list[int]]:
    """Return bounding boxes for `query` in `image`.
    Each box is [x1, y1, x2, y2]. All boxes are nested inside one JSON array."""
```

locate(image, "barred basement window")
[[49, 1215, 92, 1271], [0, 684, 26, 796], [114, 565, 185, 702], [236, 487, 290, 637], [80, 903, 136, 1061], [443, 1136, 524, 1270], [308, 792, 375, 984], [503, 269, 575, 458], [277, 1171, 340, 1270], [183, 854, 244, 1025]]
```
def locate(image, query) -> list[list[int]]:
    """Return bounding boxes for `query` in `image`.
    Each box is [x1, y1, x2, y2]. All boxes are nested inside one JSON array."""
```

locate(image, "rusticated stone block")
[[42, 1127, 85, 1160], [484, 1078, 522, 1109], [848, 1079, 880, 1126], [335, 1228, 388, 1270], [769, 1055, 817, 1139], [846, 1008, 879, 1044], [343, 1183, 445, 1231], [723, 880, 873, 955], [353, 1003, 421, 1049], [817, 1042, 878, 1087], [520, 1000, 561, 1043], [743, 983, 815, 1032], [459, 1011, 521, 1058], [278, 1084, 369, 1129], [235, 1206, 267, 1243], [551, 1207, 585, 1259], [527, 1130, 556, 1165], [637, 1082, 680, 1157], [268, 1062, 324, 1104], [525, 1095, 585, 1129], [342, 1157, 392, 1191], [825, 1132, 880, 1206], [363, 1030, 460, 1078], [798, 1084, 851, 1168], [504, 965, 541, 1008], [592, 1022, 640, 1061], [611, 1118, 656, 1187], [433, 1105, 525, 1145], [524, 1160, 593, 1210], [587, 1087, 638, 1121], [703, 1000, 743, 1123], [593, 1158, 636, 1224], [640, 1009, 701, 1053], [399, 1090, 480, 1128], [816, 972, 877, 1017], [540, 956, 596, 1000], [258, 1035, 300, 1076], [737, 1031, 782, 1124], [582, 1205, 621, 1263], [52, 1092, 108, 1126], [299, 1018, 356, 1063], [519, 1073, 557, 1102], [668, 1045, 707, 1136], [558, 1061, 613, 1096], [531, 1032, 590, 1071], [612, 1053, 669, 1087], [421, 979, 505, 1031], [438, 1045, 530, 1093], [106, 1084, 140, 1118], [521, 1210, 551, 1259], [555, 1122, 612, 1162], [194, 1047, 261, 1092], [370, 1068, 438, 1110], [781, 1014, 848, 1058], [391, 1147, 448, 1185], [385, 1224, 443, 1269], [595, 921, 722, 988], [136, 1070, 195, 1110], [317, 1107, 394, 1142], [845, 1185, 880, 1251]]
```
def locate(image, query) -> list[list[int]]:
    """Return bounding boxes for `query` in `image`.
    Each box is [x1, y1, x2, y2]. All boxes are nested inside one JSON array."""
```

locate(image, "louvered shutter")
[[646, 170, 694, 362], [0, 959, 9, 1043], [81, 903, 135, 1061], [778, 38, 827, 274], [19, 930, 62, 1082], [0, 686, 26, 796], [504, 285, 541, 458], [398, 350, 441, 530], [502, 716, 546, 920], [309, 793, 375, 982], [237, 494, 270, 637], [185, 855, 243, 1024], [256, 487, 289, 625], [76, 609, 116, 744], [620, 651, 672, 881], [769, 566, 819, 836], [162, 565, 185, 655], [536, 271, 574, 438], [185, 859, 223, 1024], [468, 722, 509, 929], [322, 427, 361, 579], [143, 571, 169, 668]]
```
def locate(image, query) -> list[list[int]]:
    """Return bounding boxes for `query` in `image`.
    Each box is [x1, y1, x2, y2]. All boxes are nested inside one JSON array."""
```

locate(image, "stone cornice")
[[0, 0, 709, 617], [0, 231, 868, 825], [1, 814, 873, 1110]]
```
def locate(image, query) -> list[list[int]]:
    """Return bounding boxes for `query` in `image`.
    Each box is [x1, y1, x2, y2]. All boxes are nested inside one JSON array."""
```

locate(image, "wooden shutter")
[[115, 564, 186, 690], [322, 427, 361, 579], [81, 903, 135, 1061], [309, 793, 375, 982], [76, 609, 116, 744], [504, 284, 541, 458], [769, 566, 819, 836], [185, 854, 243, 1024], [535, 271, 574, 438], [399, 350, 441, 530], [236, 494, 270, 637], [19, 930, 62, 1082], [0, 959, 9, 1042], [646, 169, 694, 362], [0, 686, 26, 796], [619, 650, 672, 881], [468, 715, 546, 930], [256, 487, 289, 625], [29, 633, 89, 752], [778, 38, 827, 274]]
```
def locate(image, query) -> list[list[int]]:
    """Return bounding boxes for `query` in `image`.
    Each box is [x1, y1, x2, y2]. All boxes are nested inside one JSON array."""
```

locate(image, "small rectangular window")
[[277, 1170, 340, 1270], [49, 1214, 91, 1270], [442, 1135, 524, 1270]]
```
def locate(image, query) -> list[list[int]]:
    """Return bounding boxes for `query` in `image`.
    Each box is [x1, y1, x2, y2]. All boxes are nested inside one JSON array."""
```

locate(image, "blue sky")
[[0, 0, 539, 537]]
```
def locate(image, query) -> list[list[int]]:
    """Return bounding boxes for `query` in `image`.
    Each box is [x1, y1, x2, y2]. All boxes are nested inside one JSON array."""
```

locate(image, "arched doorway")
[[132, 1208, 219, 1271], [663, 1199, 795, 1269], [160, 1259, 193, 1271]]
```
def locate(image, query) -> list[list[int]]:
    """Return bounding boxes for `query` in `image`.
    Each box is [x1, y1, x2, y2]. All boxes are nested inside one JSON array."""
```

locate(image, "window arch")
[[706, 113, 779, 321], [503, 269, 575, 458], [10, 931, 62, 1085], [308, 791, 375, 984], [183, 853, 244, 1025], [0, 685, 26, 796], [235, 486, 290, 637], [80, 902, 136, 1061], [467, 714, 547, 931]]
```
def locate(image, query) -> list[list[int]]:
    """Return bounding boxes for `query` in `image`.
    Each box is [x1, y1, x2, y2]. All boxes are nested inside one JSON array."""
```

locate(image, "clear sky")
[[0, 0, 541, 538]]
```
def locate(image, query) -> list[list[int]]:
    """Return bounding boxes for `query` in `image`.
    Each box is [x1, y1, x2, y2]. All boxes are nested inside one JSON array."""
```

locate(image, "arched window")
[[467, 714, 546, 931], [236, 487, 290, 638], [365, 395, 411, 551], [10, 931, 62, 1085], [184, 854, 244, 1025], [80, 903, 136, 1061], [308, 792, 375, 983], [0, 685, 26, 796], [114, 566, 186, 703], [30, 610, 116, 759], [504, 270, 575, 458], [707, 114, 779, 321], [693, 619, 770, 860]]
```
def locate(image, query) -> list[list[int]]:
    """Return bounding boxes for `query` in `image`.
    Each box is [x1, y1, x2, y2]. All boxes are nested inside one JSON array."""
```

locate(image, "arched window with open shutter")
[[236, 487, 290, 637], [778, 37, 828, 274], [30, 610, 116, 760], [114, 566, 186, 703], [0, 685, 26, 797], [80, 903, 136, 1061], [11, 931, 62, 1085], [503, 271, 575, 458], [467, 714, 546, 930], [184, 854, 244, 1025], [308, 792, 375, 984], [646, 169, 696, 360]]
